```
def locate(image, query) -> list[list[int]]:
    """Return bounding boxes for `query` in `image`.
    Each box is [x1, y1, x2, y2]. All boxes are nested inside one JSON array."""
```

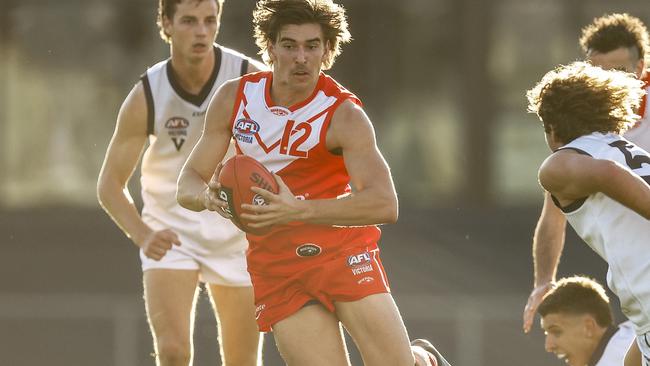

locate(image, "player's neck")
[[269, 76, 318, 107], [169, 47, 215, 95]]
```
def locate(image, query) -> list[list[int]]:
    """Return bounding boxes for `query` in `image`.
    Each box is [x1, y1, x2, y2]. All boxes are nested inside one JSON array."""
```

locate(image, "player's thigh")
[[207, 285, 261, 357], [335, 293, 414, 366], [143, 269, 200, 341], [272, 303, 350, 366]]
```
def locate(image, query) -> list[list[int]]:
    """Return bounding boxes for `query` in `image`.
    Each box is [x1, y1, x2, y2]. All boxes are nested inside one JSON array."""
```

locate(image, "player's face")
[[268, 23, 329, 89], [587, 47, 644, 78], [164, 0, 221, 60], [541, 313, 599, 366]]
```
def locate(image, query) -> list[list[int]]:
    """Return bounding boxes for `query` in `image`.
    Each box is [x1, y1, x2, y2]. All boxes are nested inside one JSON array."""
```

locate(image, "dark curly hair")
[[580, 13, 649, 63], [527, 62, 645, 144], [252, 0, 352, 70], [538, 276, 613, 328]]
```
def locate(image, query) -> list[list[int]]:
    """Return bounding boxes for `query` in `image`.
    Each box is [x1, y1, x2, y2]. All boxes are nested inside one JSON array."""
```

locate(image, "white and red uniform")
[[230, 71, 389, 331], [623, 73, 650, 151]]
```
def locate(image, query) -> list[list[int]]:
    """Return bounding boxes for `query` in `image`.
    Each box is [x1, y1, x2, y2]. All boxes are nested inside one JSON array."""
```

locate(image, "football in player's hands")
[[218, 154, 278, 235]]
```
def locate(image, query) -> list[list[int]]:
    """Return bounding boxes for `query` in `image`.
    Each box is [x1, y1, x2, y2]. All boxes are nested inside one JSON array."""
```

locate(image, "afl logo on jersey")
[[235, 118, 260, 135], [165, 117, 189, 129], [269, 106, 291, 116], [165, 117, 189, 151], [296, 243, 322, 257]]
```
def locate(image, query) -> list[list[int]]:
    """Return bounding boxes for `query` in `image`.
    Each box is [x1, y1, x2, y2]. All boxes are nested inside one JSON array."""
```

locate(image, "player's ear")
[[582, 315, 597, 338], [268, 41, 277, 64], [163, 15, 173, 38]]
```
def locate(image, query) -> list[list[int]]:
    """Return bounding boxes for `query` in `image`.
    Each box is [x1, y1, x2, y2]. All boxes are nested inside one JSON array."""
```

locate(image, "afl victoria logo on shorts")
[[296, 243, 321, 257], [347, 251, 374, 275]]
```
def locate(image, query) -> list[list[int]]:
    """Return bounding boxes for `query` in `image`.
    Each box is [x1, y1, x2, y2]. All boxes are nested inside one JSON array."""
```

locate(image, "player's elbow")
[[96, 174, 113, 208], [378, 196, 398, 224]]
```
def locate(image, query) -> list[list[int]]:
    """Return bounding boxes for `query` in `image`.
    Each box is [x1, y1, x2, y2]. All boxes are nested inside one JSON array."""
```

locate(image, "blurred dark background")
[[0, 0, 646, 365]]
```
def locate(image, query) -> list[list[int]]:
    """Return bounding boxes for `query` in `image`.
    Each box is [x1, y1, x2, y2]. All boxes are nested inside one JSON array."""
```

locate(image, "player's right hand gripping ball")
[[218, 154, 279, 235]]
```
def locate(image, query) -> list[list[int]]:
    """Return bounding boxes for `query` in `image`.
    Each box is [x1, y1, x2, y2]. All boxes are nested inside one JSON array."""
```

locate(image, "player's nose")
[[544, 336, 556, 353], [295, 47, 307, 63]]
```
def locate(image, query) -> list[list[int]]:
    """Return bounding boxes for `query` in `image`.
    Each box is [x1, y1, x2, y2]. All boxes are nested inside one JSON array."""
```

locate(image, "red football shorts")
[[250, 245, 391, 332]]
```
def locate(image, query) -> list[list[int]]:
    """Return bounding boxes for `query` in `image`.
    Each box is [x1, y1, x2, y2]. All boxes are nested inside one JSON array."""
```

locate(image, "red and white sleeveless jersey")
[[623, 72, 650, 151], [230, 71, 381, 276]]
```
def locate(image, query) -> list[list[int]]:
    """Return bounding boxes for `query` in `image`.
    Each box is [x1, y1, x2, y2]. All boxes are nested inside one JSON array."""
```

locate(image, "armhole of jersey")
[[318, 95, 361, 157], [550, 194, 587, 213], [140, 73, 155, 136], [240, 59, 249, 76], [556, 147, 592, 157], [549, 147, 591, 213], [228, 77, 248, 134]]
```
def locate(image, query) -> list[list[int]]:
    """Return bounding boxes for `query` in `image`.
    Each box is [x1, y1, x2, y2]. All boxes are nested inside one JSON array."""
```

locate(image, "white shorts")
[[637, 332, 650, 366], [140, 214, 251, 287]]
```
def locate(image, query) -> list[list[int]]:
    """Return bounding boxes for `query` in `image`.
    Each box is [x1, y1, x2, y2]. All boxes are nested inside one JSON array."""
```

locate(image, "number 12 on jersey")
[[280, 120, 312, 158]]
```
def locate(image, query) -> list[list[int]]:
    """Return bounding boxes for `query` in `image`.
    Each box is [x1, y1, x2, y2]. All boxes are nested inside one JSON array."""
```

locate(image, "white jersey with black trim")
[[591, 321, 636, 366], [139, 45, 252, 250], [556, 132, 650, 334]]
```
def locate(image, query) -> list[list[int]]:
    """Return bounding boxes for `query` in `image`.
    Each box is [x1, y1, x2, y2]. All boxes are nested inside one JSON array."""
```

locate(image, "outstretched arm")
[[241, 100, 398, 227], [523, 192, 566, 333]]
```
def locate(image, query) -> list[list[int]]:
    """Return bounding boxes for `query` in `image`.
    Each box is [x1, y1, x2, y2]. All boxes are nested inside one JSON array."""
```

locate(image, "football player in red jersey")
[[97, 0, 264, 365], [177, 0, 421, 364], [524, 13, 650, 334]]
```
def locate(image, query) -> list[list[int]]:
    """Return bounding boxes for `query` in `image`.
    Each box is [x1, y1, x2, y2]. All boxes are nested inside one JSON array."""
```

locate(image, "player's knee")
[[155, 338, 191, 365]]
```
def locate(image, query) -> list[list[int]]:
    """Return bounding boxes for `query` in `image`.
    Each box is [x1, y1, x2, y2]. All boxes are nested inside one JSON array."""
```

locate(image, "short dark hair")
[[538, 276, 614, 328], [527, 61, 645, 143], [252, 0, 352, 70], [580, 13, 649, 63], [157, 0, 223, 43]]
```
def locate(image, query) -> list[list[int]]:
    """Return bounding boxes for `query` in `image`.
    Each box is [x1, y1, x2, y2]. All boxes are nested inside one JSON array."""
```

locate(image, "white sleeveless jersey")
[[623, 75, 650, 151], [556, 132, 650, 334], [139, 45, 251, 249], [592, 321, 635, 366]]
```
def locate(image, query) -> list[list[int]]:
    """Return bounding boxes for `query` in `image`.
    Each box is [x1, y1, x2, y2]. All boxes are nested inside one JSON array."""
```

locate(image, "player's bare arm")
[[523, 192, 566, 333], [97, 83, 180, 260], [177, 79, 238, 213], [241, 100, 398, 227], [540, 149, 650, 219]]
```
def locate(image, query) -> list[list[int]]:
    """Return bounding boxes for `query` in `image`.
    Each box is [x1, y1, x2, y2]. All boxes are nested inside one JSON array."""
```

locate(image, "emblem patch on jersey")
[[269, 106, 291, 116], [234, 118, 259, 144], [296, 243, 322, 257], [348, 251, 374, 275], [165, 117, 189, 151], [358, 276, 375, 285]]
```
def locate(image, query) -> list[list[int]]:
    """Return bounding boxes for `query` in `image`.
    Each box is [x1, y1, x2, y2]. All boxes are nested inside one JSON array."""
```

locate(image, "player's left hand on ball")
[[240, 174, 304, 227], [202, 164, 231, 218]]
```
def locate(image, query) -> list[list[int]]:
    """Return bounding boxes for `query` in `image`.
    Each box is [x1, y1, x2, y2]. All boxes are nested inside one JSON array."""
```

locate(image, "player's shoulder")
[[216, 44, 268, 72]]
